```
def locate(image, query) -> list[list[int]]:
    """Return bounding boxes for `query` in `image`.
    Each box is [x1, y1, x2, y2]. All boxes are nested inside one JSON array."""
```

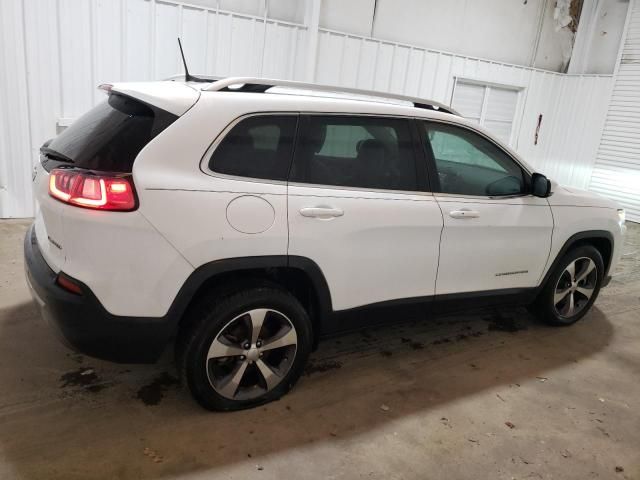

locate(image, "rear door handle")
[[449, 209, 480, 219], [299, 207, 344, 219]]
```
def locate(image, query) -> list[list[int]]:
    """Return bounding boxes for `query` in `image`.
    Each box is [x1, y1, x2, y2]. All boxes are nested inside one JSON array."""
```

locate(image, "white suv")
[[24, 77, 626, 411]]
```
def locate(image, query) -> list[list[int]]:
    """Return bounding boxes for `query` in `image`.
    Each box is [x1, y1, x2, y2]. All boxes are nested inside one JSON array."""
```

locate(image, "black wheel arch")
[[167, 255, 333, 346], [540, 230, 614, 289]]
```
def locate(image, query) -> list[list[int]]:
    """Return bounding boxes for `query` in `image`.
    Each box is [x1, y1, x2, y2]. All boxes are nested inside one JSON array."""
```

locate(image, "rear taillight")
[[49, 168, 137, 211]]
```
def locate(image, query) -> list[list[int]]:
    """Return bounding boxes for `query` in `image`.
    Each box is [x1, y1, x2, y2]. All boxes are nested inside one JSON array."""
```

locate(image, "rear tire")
[[531, 245, 604, 326], [178, 286, 312, 411]]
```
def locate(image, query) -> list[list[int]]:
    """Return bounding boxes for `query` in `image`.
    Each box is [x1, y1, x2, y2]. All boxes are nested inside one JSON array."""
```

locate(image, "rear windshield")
[[43, 93, 178, 173]]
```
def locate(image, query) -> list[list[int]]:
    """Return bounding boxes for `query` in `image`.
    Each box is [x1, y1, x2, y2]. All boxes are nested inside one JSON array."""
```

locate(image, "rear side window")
[[208, 115, 297, 181], [44, 94, 177, 173], [290, 116, 418, 191]]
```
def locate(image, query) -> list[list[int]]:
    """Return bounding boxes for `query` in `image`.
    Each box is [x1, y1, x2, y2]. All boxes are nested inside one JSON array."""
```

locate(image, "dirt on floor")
[[0, 219, 639, 480]]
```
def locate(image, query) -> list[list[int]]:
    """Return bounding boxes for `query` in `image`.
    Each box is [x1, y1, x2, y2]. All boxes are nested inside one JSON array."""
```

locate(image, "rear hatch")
[[34, 81, 198, 272]]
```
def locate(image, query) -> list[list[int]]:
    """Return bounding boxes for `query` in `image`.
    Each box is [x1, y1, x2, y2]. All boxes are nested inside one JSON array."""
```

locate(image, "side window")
[[208, 115, 297, 181], [290, 116, 418, 191], [422, 122, 525, 197]]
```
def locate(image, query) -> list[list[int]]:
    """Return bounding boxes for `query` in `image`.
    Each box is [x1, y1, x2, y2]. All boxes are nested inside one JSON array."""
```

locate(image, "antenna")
[[177, 38, 210, 83], [177, 38, 193, 82]]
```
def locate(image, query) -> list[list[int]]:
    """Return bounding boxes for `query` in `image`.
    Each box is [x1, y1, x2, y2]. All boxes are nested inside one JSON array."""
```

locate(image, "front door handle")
[[299, 207, 344, 219], [449, 209, 480, 219]]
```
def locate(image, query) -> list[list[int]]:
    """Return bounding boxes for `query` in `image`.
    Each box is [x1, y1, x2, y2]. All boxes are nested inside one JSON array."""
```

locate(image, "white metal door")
[[435, 196, 553, 295], [451, 80, 520, 146], [287, 114, 443, 311], [288, 188, 443, 310], [420, 119, 554, 295], [590, 0, 640, 222]]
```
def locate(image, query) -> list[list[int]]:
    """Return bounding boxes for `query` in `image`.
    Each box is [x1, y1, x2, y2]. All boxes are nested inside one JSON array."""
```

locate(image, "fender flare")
[[540, 230, 614, 288], [165, 255, 333, 330]]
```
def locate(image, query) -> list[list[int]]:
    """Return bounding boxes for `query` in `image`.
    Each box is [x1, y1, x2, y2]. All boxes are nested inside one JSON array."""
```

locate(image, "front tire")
[[179, 286, 312, 411], [532, 245, 604, 326]]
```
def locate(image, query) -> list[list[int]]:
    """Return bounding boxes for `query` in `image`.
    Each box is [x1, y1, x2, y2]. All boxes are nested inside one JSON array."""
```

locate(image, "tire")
[[531, 245, 605, 326], [178, 286, 312, 411]]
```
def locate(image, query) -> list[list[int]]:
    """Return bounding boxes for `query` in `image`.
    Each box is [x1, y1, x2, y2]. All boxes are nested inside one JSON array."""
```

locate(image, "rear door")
[[419, 120, 553, 295], [287, 114, 443, 312]]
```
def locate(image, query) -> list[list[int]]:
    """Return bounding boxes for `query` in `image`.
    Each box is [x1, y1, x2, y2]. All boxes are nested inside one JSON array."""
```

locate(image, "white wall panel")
[[0, 0, 34, 218], [0, 0, 306, 218], [590, 0, 640, 221], [314, 28, 613, 190], [0, 0, 614, 218]]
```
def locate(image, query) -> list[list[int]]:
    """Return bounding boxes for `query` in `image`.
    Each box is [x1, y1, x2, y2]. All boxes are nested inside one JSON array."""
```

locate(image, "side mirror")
[[531, 173, 552, 198]]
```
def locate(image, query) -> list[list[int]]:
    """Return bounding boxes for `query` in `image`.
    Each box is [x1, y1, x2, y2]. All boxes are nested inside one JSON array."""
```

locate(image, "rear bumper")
[[24, 224, 173, 363]]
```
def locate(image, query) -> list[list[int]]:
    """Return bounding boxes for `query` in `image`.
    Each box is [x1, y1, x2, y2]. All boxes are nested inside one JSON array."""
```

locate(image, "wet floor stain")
[[136, 372, 179, 406], [304, 360, 342, 376], [59, 367, 106, 393], [484, 313, 527, 333]]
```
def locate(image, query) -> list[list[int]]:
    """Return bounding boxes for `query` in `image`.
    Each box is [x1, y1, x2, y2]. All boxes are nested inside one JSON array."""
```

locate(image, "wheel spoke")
[[554, 287, 571, 306], [256, 359, 281, 391], [565, 261, 576, 282], [561, 292, 576, 316], [207, 307, 298, 400], [217, 361, 248, 399], [249, 309, 269, 344], [261, 327, 297, 352], [576, 285, 594, 300], [207, 338, 245, 360], [576, 259, 596, 283]]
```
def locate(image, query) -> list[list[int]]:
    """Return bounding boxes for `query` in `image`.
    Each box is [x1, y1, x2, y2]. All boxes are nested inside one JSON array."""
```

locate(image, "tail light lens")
[[49, 169, 137, 211]]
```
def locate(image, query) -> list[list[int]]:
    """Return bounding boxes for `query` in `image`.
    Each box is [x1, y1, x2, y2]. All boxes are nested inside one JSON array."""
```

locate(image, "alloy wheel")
[[205, 308, 298, 400], [553, 257, 598, 318]]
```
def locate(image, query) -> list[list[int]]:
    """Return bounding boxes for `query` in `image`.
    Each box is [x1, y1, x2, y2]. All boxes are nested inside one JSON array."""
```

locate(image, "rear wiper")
[[40, 147, 73, 164]]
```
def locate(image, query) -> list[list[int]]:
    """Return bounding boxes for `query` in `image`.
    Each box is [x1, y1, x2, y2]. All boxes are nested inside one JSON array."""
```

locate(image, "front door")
[[419, 120, 553, 295]]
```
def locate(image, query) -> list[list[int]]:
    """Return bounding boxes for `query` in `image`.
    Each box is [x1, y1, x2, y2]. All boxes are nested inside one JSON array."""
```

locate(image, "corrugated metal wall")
[[0, 0, 614, 218], [313, 29, 613, 190], [590, 0, 640, 222], [0, 0, 307, 218]]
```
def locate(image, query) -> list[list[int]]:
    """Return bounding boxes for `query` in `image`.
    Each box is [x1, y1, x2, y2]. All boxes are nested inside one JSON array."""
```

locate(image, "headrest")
[[306, 122, 327, 154], [357, 139, 386, 156]]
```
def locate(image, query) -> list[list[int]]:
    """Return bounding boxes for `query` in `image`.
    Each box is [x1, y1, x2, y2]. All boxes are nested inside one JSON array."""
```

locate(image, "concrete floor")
[[0, 220, 639, 480]]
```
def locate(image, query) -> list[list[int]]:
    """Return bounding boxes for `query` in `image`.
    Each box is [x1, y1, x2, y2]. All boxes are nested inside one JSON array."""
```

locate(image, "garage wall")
[[314, 29, 612, 189], [0, 0, 307, 218], [590, 0, 640, 222], [319, 0, 573, 71], [0, 0, 33, 219], [0, 0, 614, 218]]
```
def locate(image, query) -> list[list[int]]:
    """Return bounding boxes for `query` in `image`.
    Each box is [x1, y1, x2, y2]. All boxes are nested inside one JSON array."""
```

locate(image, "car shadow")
[[0, 300, 613, 479]]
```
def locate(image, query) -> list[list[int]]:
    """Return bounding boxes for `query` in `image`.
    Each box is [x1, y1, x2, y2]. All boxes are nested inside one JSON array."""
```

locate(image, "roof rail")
[[205, 77, 460, 116]]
